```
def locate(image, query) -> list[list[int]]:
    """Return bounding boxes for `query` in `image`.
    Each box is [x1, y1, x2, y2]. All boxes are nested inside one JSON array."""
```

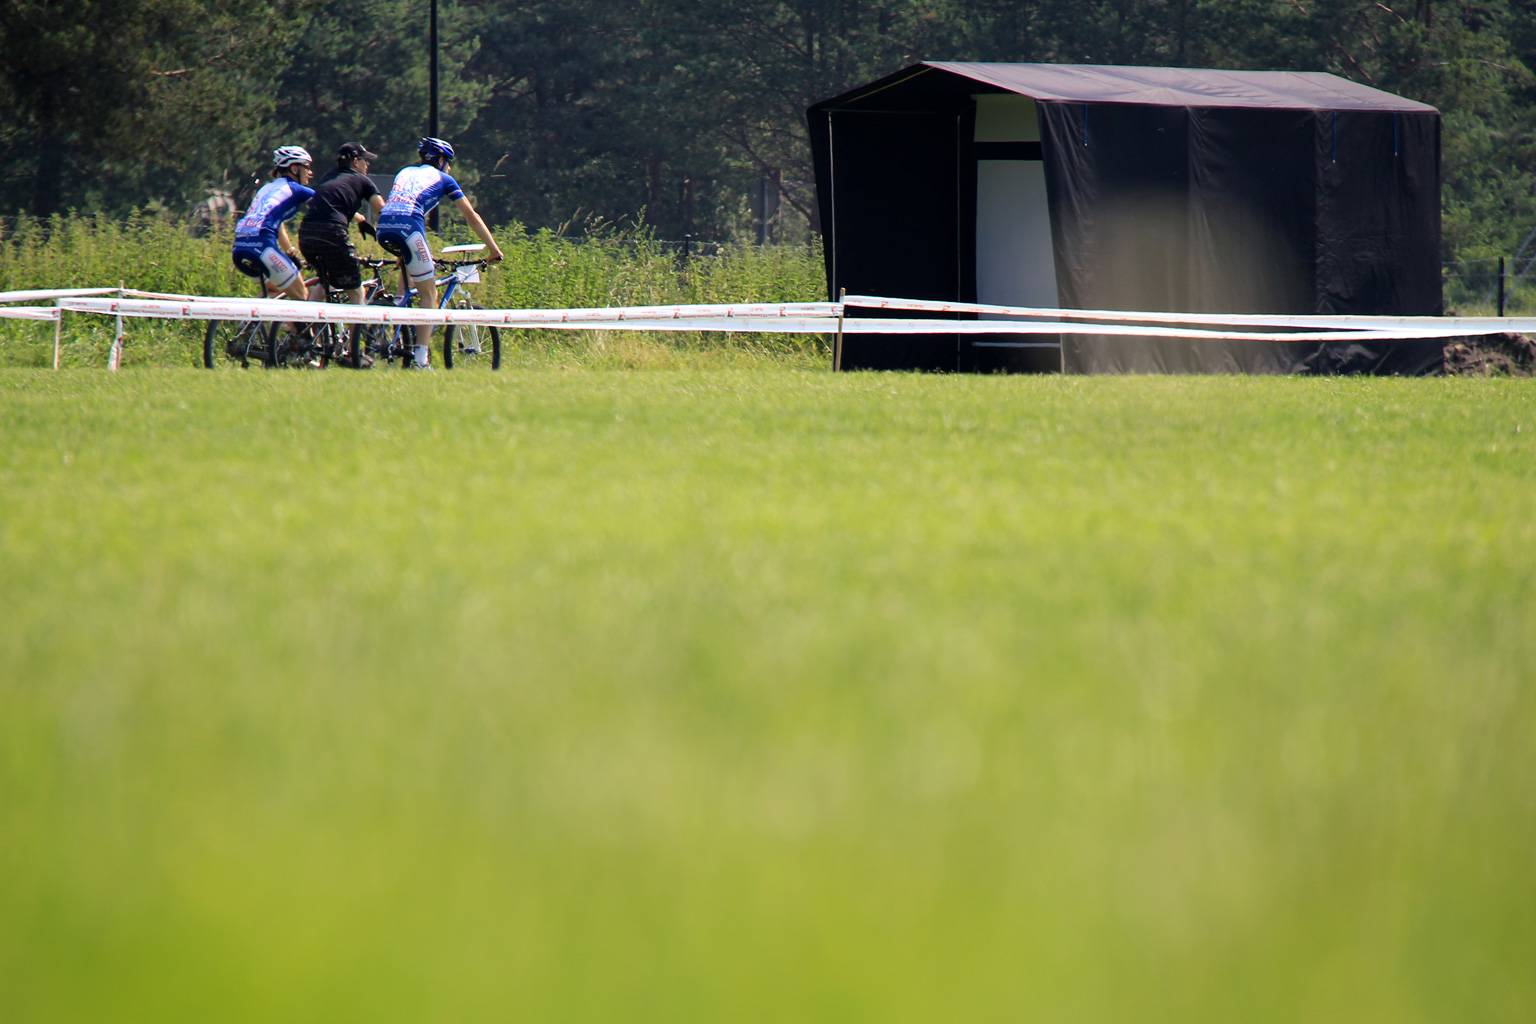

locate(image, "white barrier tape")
[[0, 287, 123, 304], [20, 285, 1530, 342], [51, 297, 1497, 343], [832, 318, 1482, 342], [0, 305, 61, 321], [57, 296, 842, 328], [59, 296, 476, 326], [122, 289, 203, 301], [73, 294, 841, 323], [527, 317, 1427, 341], [844, 294, 1536, 333]]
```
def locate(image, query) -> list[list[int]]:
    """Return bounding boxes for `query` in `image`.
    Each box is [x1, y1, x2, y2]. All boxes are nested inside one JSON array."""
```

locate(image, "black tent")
[[807, 63, 1443, 374]]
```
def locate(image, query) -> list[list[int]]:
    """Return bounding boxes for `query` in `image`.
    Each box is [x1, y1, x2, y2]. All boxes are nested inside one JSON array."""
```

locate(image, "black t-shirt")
[[301, 168, 379, 232]]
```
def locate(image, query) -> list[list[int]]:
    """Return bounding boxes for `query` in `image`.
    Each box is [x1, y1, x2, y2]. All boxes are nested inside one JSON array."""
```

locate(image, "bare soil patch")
[[1443, 333, 1536, 376]]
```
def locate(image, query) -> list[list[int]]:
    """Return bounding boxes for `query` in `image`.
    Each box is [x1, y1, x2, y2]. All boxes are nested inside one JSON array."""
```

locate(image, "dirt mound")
[[1443, 333, 1536, 376]]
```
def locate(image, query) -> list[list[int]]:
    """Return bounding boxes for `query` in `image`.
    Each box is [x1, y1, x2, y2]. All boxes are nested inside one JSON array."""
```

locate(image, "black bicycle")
[[203, 314, 275, 369], [202, 266, 350, 369], [347, 257, 405, 369]]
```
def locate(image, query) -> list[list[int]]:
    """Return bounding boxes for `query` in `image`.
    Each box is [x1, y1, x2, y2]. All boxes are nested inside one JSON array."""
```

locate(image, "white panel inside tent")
[[973, 95, 1058, 340]]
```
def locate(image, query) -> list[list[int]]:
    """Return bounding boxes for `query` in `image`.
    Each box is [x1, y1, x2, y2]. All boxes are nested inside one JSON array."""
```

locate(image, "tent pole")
[[827, 116, 837, 301], [955, 111, 964, 371]]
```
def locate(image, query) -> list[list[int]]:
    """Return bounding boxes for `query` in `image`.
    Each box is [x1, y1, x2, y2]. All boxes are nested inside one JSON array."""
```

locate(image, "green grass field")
[[2, 367, 1534, 1021]]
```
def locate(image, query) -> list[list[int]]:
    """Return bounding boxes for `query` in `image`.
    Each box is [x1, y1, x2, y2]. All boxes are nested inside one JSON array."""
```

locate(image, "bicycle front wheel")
[[354, 290, 404, 369], [442, 302, 501, 370], [346, 323, 370, 369]]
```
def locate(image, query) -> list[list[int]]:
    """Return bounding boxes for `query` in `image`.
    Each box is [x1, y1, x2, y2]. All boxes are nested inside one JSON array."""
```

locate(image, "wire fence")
[[1442, 257, 1536, 316]]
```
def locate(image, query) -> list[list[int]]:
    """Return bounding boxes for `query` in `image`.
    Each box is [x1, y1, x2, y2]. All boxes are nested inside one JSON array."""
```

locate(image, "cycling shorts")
[[298, 227, 362, 291], [232, 244, 300, 291], [377, 226, 434, 282]]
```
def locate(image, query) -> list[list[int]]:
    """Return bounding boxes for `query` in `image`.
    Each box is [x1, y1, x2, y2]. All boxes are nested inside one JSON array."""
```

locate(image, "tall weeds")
[[0, 213, 828, 368]]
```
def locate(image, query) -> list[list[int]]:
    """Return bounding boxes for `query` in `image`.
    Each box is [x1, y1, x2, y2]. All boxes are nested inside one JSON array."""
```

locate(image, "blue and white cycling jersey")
[[233, 178, 315, 249], [377, 164, 465, 234]]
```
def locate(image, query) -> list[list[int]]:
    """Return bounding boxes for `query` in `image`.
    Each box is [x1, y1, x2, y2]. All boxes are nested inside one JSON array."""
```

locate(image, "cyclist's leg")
[[376, 229, 409, 299], [412, 274, 439, 365], [297, 244, 324, 302], [223, 249, 277, 364], [381, 228, 438, 367], [256, 246, 304, 298], [258, 246, 307, 341], [302, 229, 360, 301], [407, 231, 439, 366], [307, 236, 368, 362]]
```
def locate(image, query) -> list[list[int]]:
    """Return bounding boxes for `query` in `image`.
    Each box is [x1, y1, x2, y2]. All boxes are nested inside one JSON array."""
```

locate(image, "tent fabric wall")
[[810, 108, 970, 370], [808, 63, 1444, 375], [1041, 102, 1441, 373], [1041, 103, 1322, 373], [1308, 111, 1443, 374]]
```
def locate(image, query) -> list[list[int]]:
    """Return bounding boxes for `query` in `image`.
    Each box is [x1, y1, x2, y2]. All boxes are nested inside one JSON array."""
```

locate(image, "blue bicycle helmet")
[[418, 136, 456, 162]]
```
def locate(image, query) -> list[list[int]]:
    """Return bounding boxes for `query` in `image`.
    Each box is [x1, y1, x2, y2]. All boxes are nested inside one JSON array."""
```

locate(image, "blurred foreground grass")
[[1, 369, 1533, 1021]]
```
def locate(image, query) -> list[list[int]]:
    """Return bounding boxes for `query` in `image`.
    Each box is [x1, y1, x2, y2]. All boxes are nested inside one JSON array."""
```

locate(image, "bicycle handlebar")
[[354, 256, 494, 269]]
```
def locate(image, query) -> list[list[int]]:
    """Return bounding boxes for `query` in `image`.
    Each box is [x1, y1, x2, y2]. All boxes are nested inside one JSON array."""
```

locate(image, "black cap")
[[337, 142, 378, 162]]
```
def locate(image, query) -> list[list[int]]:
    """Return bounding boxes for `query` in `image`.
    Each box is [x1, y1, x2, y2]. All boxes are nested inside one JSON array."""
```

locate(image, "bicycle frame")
[[391, 262, 479, 312], [354, 257, 491, 367]]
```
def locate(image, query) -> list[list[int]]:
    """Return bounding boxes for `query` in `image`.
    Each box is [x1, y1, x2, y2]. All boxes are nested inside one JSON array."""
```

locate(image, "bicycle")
[[345, 256, 401, 369], [353, 243, 502, 370], [201, 266, 351, 369], [203, 271, 286, 368], [203, 312, 274, 369]]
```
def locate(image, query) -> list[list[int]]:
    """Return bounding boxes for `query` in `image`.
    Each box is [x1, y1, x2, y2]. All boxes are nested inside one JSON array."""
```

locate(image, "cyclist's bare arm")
[[454, 197, 504, 262], [354, 195, 384, 232], [277, 223, 299, 259]]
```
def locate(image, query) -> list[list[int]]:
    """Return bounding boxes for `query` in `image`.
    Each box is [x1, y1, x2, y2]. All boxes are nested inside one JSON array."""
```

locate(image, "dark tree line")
[[3, 0, 1536, 258]]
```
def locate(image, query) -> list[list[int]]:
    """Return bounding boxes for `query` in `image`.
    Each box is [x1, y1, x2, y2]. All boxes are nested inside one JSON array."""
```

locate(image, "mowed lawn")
[[1, 368, 1533, 1022]]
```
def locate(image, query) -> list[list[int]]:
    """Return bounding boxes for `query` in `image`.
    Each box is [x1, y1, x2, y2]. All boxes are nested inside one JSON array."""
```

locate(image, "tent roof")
[[814, 62, 1438, 113]]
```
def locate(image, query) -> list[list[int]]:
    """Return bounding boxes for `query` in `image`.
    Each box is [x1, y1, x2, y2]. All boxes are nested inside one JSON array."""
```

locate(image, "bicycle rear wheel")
[[203, 319, 272, 369], [442, 302, 501, 370]]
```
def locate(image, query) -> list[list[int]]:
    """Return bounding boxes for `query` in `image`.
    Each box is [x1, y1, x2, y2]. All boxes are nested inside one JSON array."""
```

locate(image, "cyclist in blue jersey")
[[376, 137, 504, 369], [232, 146, 316, 303]]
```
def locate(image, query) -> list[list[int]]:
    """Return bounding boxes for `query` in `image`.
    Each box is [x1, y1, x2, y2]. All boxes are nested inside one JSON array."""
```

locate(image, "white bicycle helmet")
[[272, 145, 313, 169]]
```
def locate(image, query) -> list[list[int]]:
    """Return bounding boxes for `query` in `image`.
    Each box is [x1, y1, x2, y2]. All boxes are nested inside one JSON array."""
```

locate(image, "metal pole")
[[109, 283, 125, 371], [756, 176, 767, 247], [428, 0, 440, 233], [1498, 255, 1506, 316], [834, 287, 846, 372]]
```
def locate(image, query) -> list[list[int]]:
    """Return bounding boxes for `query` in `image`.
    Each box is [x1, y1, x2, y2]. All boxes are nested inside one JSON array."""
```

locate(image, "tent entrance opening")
[[970, 94, 1060, 372]]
